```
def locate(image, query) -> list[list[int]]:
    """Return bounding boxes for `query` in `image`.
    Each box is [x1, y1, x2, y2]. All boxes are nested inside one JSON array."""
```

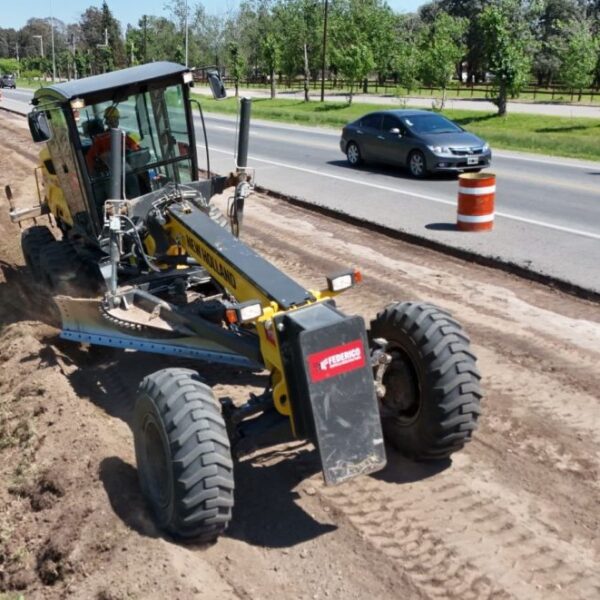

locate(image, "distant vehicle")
[[0, 74, 16, 89], [340, 109, 492, 178]]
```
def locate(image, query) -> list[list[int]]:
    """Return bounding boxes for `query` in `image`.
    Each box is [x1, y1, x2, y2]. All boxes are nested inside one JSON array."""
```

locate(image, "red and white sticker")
[[307, 339, 366, 383]]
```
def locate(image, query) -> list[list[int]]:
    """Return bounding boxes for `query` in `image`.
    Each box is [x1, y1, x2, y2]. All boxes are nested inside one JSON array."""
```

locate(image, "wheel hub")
[[381, 351, 420, 424]]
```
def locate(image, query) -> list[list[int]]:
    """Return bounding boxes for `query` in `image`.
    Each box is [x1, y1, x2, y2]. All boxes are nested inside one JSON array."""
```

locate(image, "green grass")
[[196, 95, 600, 162]]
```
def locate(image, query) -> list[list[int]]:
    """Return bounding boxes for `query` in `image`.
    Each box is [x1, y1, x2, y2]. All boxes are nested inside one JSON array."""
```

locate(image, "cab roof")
[[35, 62, 188, 102]]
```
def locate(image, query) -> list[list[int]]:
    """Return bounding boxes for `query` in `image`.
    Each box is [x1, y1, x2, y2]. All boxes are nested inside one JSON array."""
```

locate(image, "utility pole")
[[143, 15, 147, 63], [71, 35, 77, 79], [50, 0, 57, 81], [320, 0, 329, 102], [185, 0, 189, 67]]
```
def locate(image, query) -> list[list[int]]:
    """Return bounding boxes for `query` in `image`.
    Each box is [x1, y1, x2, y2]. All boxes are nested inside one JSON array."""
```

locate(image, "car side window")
[[382, 115, 402, 133], [360, 114, 382, 130]]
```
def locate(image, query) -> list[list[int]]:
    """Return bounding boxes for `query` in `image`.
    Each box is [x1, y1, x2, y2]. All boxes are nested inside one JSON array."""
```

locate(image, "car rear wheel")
[[346, 142, 362, 166], [408, 150, 427, 178]]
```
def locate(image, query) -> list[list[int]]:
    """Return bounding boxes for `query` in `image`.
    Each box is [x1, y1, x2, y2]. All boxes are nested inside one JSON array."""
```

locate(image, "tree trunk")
[[235, 80, 239, 98], [363, 78, 368, 93], [303, 43, 310, 102], [496, 80, 507, 116], [440, 86, 447, 111], [270, 68, 276, 99]]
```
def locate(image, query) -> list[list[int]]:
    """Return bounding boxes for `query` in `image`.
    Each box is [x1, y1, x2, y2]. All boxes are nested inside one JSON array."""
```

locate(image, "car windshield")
[[401, 114, 461, 134]]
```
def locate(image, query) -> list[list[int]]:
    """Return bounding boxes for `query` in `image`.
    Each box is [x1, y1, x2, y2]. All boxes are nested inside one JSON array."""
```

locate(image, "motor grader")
[[7, 62, 482, 543]]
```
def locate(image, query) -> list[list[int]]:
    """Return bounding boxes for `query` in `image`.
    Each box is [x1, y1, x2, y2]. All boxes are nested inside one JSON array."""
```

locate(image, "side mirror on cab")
[[390, 128, 401, 137], [206, 69, 227, 100], [28, 110, 52, 143]]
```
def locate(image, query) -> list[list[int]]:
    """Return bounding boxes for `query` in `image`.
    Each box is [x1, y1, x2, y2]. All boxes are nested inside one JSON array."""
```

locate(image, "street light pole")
[[33, 35, 44, 58], [320, 0, 329, 103]]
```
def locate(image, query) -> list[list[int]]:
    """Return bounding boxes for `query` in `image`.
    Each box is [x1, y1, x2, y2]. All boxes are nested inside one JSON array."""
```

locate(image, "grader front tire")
[[133, 368, 234, 543], [370, 302, 482, 460]]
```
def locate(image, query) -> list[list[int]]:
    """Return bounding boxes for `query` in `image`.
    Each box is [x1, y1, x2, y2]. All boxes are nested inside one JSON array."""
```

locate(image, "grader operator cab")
[[8, 62, 482, 543]]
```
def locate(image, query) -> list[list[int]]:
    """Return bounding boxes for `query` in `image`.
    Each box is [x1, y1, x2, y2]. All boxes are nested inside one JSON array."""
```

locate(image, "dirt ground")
[[0, 110, 599, 600]]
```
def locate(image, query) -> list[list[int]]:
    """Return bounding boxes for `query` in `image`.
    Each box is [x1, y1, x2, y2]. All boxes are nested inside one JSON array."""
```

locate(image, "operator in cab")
[[86, 105, 140, 174]]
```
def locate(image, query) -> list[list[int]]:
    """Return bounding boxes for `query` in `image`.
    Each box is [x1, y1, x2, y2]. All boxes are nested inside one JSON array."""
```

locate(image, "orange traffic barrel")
[[457, 172, 496, 231]]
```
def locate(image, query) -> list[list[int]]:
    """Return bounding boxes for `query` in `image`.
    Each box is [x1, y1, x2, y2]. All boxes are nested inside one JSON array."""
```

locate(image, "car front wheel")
[[346, 141, 362, 166], [408, 150, 427, 178]]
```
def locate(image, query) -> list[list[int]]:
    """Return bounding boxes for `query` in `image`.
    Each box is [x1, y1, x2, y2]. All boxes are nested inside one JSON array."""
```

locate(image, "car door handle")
[[377, 135, 384, 140], [356, 129, 363, 135]]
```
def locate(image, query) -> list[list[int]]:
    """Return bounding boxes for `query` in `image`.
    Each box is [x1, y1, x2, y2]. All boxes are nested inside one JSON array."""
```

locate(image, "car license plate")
[[467, 157, 478, 165]]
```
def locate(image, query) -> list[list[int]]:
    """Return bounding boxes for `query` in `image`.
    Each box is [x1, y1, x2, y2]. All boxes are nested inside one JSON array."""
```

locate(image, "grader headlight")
[[326, 268, 362, 293], [226, 300, 263, 324]]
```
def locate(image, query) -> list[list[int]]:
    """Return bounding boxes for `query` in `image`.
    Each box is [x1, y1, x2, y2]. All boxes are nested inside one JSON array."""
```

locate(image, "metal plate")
[[278, 303, 386, 485]]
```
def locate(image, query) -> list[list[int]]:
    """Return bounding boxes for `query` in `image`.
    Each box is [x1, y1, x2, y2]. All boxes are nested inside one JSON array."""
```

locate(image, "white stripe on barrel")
[[458, 185, 496, 196], [457, 213, 495, 223]]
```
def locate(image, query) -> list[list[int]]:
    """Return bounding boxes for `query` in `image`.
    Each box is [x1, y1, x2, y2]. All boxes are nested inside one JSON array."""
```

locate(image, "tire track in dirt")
[[224, 195, 600, 600], [312, 459, 600, 600]]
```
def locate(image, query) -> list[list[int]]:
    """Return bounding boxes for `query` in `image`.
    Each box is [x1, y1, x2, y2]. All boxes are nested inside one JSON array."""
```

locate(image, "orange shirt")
[[86, 131, 140, 173]]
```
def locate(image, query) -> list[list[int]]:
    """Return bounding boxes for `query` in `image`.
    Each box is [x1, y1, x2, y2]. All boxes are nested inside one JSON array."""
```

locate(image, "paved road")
[[3, 87, 599, 295], [201, 113, 600, 295]]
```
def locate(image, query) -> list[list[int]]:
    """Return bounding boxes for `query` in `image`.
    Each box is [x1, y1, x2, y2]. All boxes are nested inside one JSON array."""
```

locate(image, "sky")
[[2, 0, 426, 30]]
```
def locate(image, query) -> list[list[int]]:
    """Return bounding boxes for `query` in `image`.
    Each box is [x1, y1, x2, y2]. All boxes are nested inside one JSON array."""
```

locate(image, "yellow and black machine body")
[[9, 63, 483, 543]]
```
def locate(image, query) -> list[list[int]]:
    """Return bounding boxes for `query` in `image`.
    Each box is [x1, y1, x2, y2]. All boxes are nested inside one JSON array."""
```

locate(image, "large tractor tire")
[[21, 225, 55, 280], [369, 302, 482, 460], [38, 240, 102, 295], [133, 368, 234, 543]]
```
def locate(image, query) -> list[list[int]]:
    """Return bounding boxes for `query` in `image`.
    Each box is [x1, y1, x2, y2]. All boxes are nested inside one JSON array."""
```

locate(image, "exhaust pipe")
[[232, 98, 252, 237], [236, 97, 251, 171], [110, 128, 123, 200]]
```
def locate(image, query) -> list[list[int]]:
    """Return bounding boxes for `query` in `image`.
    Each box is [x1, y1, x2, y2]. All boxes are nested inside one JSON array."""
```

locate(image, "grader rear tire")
[[21, 226, 55, 280], [38, 240, 103, 295], [133, 368, 234, 543], [370, 302, 482, 460]]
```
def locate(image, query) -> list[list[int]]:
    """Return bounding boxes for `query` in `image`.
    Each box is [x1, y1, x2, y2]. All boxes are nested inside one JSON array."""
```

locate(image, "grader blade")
[[55, 296, 261, 368]]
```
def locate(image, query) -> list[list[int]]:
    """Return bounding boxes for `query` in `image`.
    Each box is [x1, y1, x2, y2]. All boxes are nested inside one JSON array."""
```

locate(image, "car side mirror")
[[207, 69, 227, 100], [390, 128, 401, 137], [28, 110, 52, 143]]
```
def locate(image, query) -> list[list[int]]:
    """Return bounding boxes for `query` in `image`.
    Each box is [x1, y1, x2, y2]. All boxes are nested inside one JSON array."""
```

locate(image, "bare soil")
[[1, 110, 599, 600]]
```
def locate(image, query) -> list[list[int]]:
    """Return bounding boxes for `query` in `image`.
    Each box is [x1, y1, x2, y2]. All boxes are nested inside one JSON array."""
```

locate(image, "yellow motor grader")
[[7, 62, 482, 543]]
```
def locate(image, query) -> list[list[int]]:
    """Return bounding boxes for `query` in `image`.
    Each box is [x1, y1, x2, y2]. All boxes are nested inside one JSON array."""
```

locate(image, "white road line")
[[492, 151, 600, 170], [204, 144, 600, 241]]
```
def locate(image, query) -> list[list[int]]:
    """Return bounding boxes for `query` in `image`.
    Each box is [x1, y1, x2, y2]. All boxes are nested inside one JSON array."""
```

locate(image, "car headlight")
[[428, 145, 453, 156], [482, 143, 490, 152]]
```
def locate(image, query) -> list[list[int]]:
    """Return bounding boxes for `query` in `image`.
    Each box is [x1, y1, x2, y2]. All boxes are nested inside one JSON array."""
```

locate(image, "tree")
[[79, 2, 125, 74], [529, 0, 582, 86], [478, 0, 533, 116], [434, 0, 490, 83], [273, 0, 322, 101], [419, 12, 466, 110], [261, 32, 281, 98], [559, 18, 598, 99], [0, 58, 20, 75], [332, 42, 374, 104], [228, 41, 246, 97]]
